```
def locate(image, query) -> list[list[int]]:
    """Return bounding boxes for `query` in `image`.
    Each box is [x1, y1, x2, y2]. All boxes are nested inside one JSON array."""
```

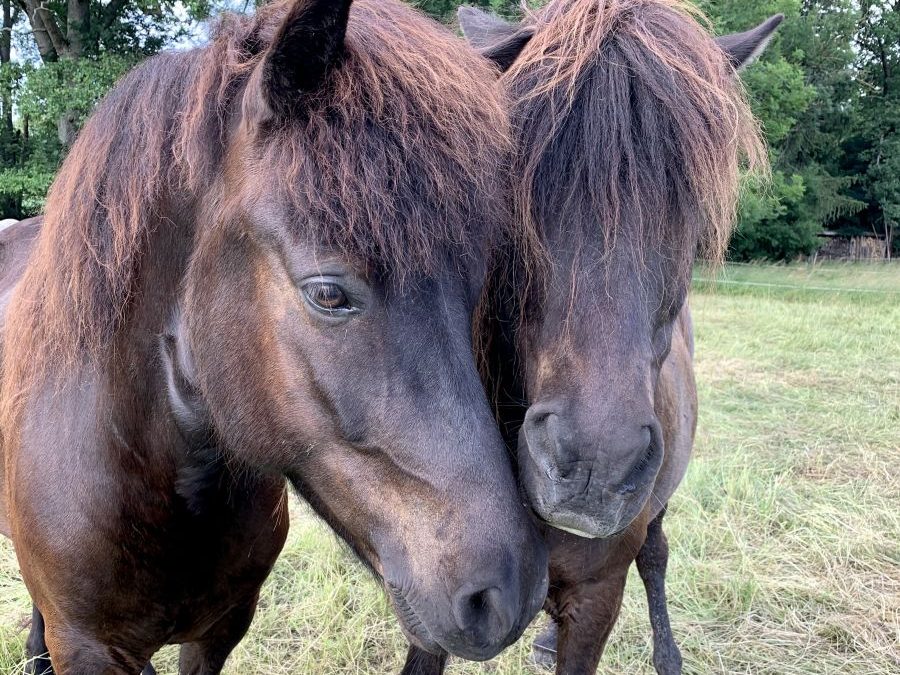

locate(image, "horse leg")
[[399, 645, 448, 675], [531, 618, 558, 667], [25, 604, 53, 675], [178, 597, 258, 675], [26, 603, 157, 675], [636, 506, 682, 675], [553, 566, 630, 675], [41, 624, 151, 675]]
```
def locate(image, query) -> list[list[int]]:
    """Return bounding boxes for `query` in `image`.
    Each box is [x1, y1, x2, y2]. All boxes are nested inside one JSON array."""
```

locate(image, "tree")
[[13, 0, 206, 144], [705, 0, 899, 260], [0, 0, 211, 216], [850, 0, 899, 257], [0, 0, 896, 259]]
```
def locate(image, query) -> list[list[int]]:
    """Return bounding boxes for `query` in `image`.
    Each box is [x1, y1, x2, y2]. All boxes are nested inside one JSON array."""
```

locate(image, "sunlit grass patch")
[[1, 262, 897, 673]]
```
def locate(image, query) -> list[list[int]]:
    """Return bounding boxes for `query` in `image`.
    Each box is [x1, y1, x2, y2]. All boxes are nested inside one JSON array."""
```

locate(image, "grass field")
[[1, 262, 898, 674]]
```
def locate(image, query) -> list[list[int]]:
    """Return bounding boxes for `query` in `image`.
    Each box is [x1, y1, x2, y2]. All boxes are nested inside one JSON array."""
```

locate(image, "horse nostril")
[[523, 406, 557, 436], [452, 584, 513, 645], [468, 589, 489, 614], [618, 426, 658, 494], [522, 403, 570, 476]]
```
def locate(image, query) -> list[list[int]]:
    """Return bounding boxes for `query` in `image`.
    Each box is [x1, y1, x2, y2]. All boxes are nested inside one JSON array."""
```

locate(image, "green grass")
[[1, 262, 898, 674]]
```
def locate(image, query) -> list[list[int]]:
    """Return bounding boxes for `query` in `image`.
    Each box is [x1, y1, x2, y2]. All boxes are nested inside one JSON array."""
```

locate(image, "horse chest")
[[12, 407, 287, 647], [155, 476, 289, 641]]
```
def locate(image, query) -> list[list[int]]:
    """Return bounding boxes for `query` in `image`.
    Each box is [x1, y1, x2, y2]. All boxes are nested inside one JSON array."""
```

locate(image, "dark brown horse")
[[403, 1, 779, 673], [0, 0, 551, 672]]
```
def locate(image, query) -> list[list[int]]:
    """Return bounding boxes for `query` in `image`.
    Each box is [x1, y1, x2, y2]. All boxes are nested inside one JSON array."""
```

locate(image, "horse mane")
[[506, 0, 767, 274], [3, 0, 510, 392]]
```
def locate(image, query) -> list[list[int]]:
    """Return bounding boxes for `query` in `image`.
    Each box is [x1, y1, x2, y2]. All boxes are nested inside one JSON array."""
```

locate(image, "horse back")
[[0, 216, 43, 537]]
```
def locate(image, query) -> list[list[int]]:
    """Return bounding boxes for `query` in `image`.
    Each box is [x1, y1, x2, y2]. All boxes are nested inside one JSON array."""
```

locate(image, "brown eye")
[[303, 281, 351, 313]]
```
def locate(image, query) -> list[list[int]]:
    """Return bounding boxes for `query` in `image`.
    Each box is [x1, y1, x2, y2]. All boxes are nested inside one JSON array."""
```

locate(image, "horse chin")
[[536, 508, 619, 539], [531, 487, 652, 540]]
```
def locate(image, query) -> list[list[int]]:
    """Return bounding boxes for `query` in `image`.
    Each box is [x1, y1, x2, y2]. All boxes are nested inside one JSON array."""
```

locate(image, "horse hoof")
[[25, 655, 54, 675], [530, 621, 558, 669], [141, 663, 157, 675], [653, 646, 683, 675]]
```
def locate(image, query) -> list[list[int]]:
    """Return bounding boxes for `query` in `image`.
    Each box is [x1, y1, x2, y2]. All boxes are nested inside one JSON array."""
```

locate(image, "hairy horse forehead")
[[219, 0, 514, 279], [506, 0, 765, 271]]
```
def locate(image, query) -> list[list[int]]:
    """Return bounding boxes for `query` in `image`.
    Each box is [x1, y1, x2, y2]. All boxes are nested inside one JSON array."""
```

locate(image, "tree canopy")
[[702, 0, 898, 259], [0, 0, 896, 259], [0, 0, 213, 214]]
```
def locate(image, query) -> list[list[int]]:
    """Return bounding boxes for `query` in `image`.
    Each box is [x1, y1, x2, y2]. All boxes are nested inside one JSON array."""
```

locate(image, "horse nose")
[[522, 402, 662, 490], [451, 581, 516, 647]]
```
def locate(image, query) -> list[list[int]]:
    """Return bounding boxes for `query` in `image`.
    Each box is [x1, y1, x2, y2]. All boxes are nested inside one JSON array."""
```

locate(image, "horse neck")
[[59, 198, 201, 476]]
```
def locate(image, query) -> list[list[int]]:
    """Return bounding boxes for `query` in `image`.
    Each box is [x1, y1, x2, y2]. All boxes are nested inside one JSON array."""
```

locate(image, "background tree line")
[[0, 0, 896, 260]]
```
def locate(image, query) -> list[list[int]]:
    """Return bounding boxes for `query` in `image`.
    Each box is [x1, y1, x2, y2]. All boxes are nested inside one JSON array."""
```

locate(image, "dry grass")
[[1, 262, 898, 674]]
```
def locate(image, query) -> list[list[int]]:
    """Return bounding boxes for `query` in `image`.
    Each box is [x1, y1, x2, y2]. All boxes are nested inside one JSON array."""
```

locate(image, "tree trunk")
[[886, 222, 895, 261], [1, 0, 18, 136], [1, 0, 11, 63], [58, 0, 91, 145], [1, 0, 13, 132], [1, 0, 20, 217], [18, 0, 59, 62], [66, 0, 90, 58], [57, 110, 78, 146]]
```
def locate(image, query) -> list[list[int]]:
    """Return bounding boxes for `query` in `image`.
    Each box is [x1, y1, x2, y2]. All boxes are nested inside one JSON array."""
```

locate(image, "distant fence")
[[815, 233, 892, 261], [691, 276, 899, 295]]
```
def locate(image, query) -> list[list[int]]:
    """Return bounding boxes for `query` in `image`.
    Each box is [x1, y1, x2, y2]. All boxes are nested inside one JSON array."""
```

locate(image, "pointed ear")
[[716, 14, 784, 71], [260, 0, 353, 117], [458, 6, 534, 72]]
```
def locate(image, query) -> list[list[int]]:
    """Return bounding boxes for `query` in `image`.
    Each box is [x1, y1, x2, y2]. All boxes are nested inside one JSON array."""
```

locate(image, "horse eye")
[[303, 281, 352, 313]]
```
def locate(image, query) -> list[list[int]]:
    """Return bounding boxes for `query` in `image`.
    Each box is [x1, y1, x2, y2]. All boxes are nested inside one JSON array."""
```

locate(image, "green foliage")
[[740, 56, 814, 147], [731, 171, 820, 261], [0, 0, 896, 263], [0, 167, 55, 214], [16, 55, 136, 135], [706, 0, 898, 260], [414, 0, 519, 23], [0, 0, 209, 217]]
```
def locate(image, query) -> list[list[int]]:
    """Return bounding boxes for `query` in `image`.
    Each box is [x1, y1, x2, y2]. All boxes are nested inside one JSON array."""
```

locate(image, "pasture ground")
[[1, 262, 898, 674]]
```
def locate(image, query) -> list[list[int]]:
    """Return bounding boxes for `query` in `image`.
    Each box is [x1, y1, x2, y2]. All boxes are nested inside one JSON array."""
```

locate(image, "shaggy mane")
[[506, 0, 767, 273], [3, 0, 511, 388]]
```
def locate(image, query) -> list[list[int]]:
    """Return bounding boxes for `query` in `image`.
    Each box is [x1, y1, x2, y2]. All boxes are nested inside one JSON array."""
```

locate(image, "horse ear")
[[260, 0, 353, 117], [715, 14, 784, 71], [457, 6, 534, 72]]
